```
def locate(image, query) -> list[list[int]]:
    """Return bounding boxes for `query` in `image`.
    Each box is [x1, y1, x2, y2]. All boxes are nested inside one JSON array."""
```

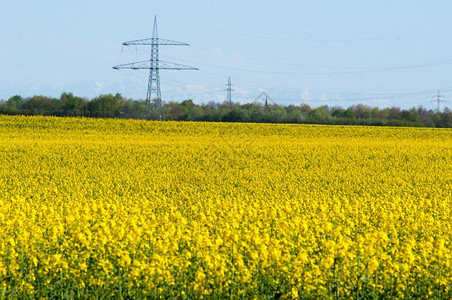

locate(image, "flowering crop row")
[[0, 115, 451, 298]]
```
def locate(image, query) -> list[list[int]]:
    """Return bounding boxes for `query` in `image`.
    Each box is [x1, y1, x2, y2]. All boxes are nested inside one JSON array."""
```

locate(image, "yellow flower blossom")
[[0, 115, 451, 298]]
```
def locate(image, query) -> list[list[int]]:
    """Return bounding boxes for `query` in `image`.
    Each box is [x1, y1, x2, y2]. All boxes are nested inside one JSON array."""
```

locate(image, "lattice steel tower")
[[431, 90, 446, 113], [225, 76, 233, 104], [113, 16, 197, 120]]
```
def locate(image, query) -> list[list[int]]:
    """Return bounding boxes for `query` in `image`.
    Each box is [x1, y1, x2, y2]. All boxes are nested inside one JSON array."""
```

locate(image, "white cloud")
[[300, 88, 312, 101], [186, 84, 210, 94], [211, 46, 224, 60]]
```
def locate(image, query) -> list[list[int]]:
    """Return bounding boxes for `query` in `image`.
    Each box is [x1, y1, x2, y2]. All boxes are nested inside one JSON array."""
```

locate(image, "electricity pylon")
[[225, 76, 233, 104], [253, 91, 276, 107], [113, 16, 197, 120], [431, 90, 446, 113]]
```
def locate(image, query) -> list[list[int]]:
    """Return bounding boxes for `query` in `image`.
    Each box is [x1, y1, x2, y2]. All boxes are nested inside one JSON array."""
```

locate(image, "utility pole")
[[225, 76, 233, 105], [431, 90, 446, 113], [113, 16, 198, 120]]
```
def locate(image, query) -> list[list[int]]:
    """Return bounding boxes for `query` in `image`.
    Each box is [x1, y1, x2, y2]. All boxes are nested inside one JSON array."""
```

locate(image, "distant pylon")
[[431, 90, 446, 113], [113, 16, 198, 120], [254, 91, 276, 106], [225, 76, 233, 104]]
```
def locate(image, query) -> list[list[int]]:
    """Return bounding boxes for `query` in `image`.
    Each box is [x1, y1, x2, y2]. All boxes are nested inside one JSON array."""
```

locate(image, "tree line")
[[1, 92, 451, 127]]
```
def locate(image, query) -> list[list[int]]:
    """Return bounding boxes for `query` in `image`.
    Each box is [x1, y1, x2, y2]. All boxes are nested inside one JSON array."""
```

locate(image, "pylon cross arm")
[[123, 38, 190, 46], [113, 61, 150, 70], [113, 60, 198, 70]]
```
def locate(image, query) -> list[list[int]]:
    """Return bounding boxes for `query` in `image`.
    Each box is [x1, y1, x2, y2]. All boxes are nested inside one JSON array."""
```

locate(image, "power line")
[[160, 52, 452, 75], [113, 18, 452, 110], [160, 16, 451, 43]]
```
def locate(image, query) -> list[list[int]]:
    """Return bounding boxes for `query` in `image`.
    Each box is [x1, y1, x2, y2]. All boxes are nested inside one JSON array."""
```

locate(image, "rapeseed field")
[[0, 115, 451, 298]]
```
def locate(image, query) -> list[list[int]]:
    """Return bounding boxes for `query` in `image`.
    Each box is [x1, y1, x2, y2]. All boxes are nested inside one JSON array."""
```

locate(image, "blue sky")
[[1, 0, 451, 109]]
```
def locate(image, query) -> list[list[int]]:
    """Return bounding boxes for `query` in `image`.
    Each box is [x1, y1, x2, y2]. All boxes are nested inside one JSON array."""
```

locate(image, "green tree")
[[1, 95, 24, 114], [308, 106, 330, 123], [222, 106, 250, 122], [401, 107, 421, 126], [61, 92, 83, 116], [23, 96, 57, 115]]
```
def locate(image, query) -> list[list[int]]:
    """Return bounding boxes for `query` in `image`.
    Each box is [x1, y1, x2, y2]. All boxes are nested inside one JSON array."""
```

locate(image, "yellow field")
[[0, 115, 451, 299]]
